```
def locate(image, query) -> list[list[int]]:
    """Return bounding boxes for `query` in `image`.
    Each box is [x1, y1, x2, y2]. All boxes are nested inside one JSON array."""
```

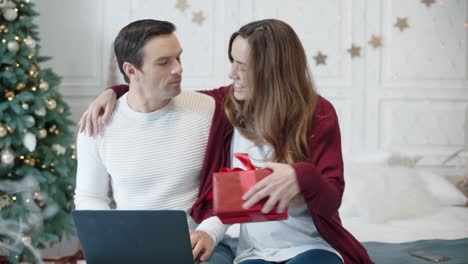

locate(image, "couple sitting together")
[[75, 18, 373, 264]]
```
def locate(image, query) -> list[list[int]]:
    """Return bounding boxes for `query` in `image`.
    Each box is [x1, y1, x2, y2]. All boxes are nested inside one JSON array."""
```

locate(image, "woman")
[[80, 19, 373, 264]]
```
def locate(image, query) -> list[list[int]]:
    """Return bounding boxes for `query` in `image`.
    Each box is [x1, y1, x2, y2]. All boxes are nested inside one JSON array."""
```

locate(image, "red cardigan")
[[111, 85, 373, 264]]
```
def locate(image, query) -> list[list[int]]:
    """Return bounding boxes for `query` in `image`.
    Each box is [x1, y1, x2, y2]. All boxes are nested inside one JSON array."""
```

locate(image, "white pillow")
[[419, 170, 466, 206], [340, 161, 441, 223]]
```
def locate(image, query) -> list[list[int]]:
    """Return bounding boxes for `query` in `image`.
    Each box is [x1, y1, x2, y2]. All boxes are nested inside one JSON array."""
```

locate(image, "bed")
[[346, 205, 468, 263], [340, 158, 468, 263]]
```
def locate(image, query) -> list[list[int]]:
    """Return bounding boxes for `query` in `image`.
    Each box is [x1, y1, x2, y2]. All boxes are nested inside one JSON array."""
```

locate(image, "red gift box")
[[213, 153, 288, 224]]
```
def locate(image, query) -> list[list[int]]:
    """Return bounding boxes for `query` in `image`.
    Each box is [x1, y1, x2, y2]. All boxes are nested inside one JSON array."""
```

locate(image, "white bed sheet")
[[341, 206, 468, 243]]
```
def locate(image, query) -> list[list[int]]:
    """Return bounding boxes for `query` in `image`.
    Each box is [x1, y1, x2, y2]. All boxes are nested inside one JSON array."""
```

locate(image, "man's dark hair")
[[114, 19, 176, 83]]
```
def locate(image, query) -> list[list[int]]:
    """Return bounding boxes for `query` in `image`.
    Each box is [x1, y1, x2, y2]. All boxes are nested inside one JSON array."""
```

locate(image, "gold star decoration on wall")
[[315, 0, 450, 66], [313, 51, 327, 65], [347, 44, 361, 58], [175, 1, 206, 26], [395, 17, 409, 31], [421, 0, 435, 8], [175, 0, 189, 12], [192, 10, 206, 25], [368, 35, 383, 49]]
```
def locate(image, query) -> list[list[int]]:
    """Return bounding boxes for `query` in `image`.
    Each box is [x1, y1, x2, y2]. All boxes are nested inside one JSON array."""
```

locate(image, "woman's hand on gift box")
[[242, 162, 300, 214], [189, 230, 215, 262]]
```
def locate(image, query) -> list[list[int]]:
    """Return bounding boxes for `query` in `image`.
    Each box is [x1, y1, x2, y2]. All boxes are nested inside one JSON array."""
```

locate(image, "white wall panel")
[[382, 0, 467, 88], [380, 100, 466, 148], [35, 0, 104, 95]]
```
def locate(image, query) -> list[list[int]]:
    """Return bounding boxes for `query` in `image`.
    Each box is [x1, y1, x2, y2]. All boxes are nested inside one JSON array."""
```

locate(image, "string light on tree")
[[37, 128, 47, 139], [28, 64, 40, 78], [71, 144, 76, 159], [16, 82, 26, 91], [21, 236, 32, 245], [33, 192, 41, 200], [5, 90, 15, 101], [48, 124, 59, 135], [23, 156, 36, 167], [33, 192, 45, 208], [28, 67, 37, 77], [0, 24, 8, 33], [50, 162, 55, 173]]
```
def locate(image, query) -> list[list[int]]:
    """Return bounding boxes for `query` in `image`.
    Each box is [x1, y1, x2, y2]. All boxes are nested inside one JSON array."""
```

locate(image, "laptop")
[[73, 210, 194, 264]]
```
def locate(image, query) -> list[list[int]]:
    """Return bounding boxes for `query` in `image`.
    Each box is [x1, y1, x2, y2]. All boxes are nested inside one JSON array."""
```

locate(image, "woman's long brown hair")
[[225, 19, 318, 164]]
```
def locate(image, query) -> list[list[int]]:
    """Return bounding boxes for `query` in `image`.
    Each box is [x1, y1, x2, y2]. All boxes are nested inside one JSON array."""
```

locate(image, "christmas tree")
[[0, 0, 76, 263]]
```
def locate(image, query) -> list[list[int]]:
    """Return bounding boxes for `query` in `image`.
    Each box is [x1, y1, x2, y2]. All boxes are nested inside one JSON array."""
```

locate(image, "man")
[[74, 19, 233, 263]]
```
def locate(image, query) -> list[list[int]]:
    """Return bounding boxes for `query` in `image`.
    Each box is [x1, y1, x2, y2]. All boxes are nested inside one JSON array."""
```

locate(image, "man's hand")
[[189, 230, 214, 262], [78, 89, 117, 136], [242, 162, 300, 213]]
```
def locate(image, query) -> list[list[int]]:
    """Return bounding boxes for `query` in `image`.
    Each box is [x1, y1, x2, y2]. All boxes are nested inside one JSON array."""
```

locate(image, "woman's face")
[[229, 36, 252, 101]]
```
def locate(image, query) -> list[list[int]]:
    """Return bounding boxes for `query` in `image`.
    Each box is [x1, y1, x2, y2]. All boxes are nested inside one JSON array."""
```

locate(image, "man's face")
[[134, 33, 183, 100]]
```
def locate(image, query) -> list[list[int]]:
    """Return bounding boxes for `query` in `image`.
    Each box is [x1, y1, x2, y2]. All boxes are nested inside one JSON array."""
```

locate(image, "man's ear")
[[123, 62, 138, 81]]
